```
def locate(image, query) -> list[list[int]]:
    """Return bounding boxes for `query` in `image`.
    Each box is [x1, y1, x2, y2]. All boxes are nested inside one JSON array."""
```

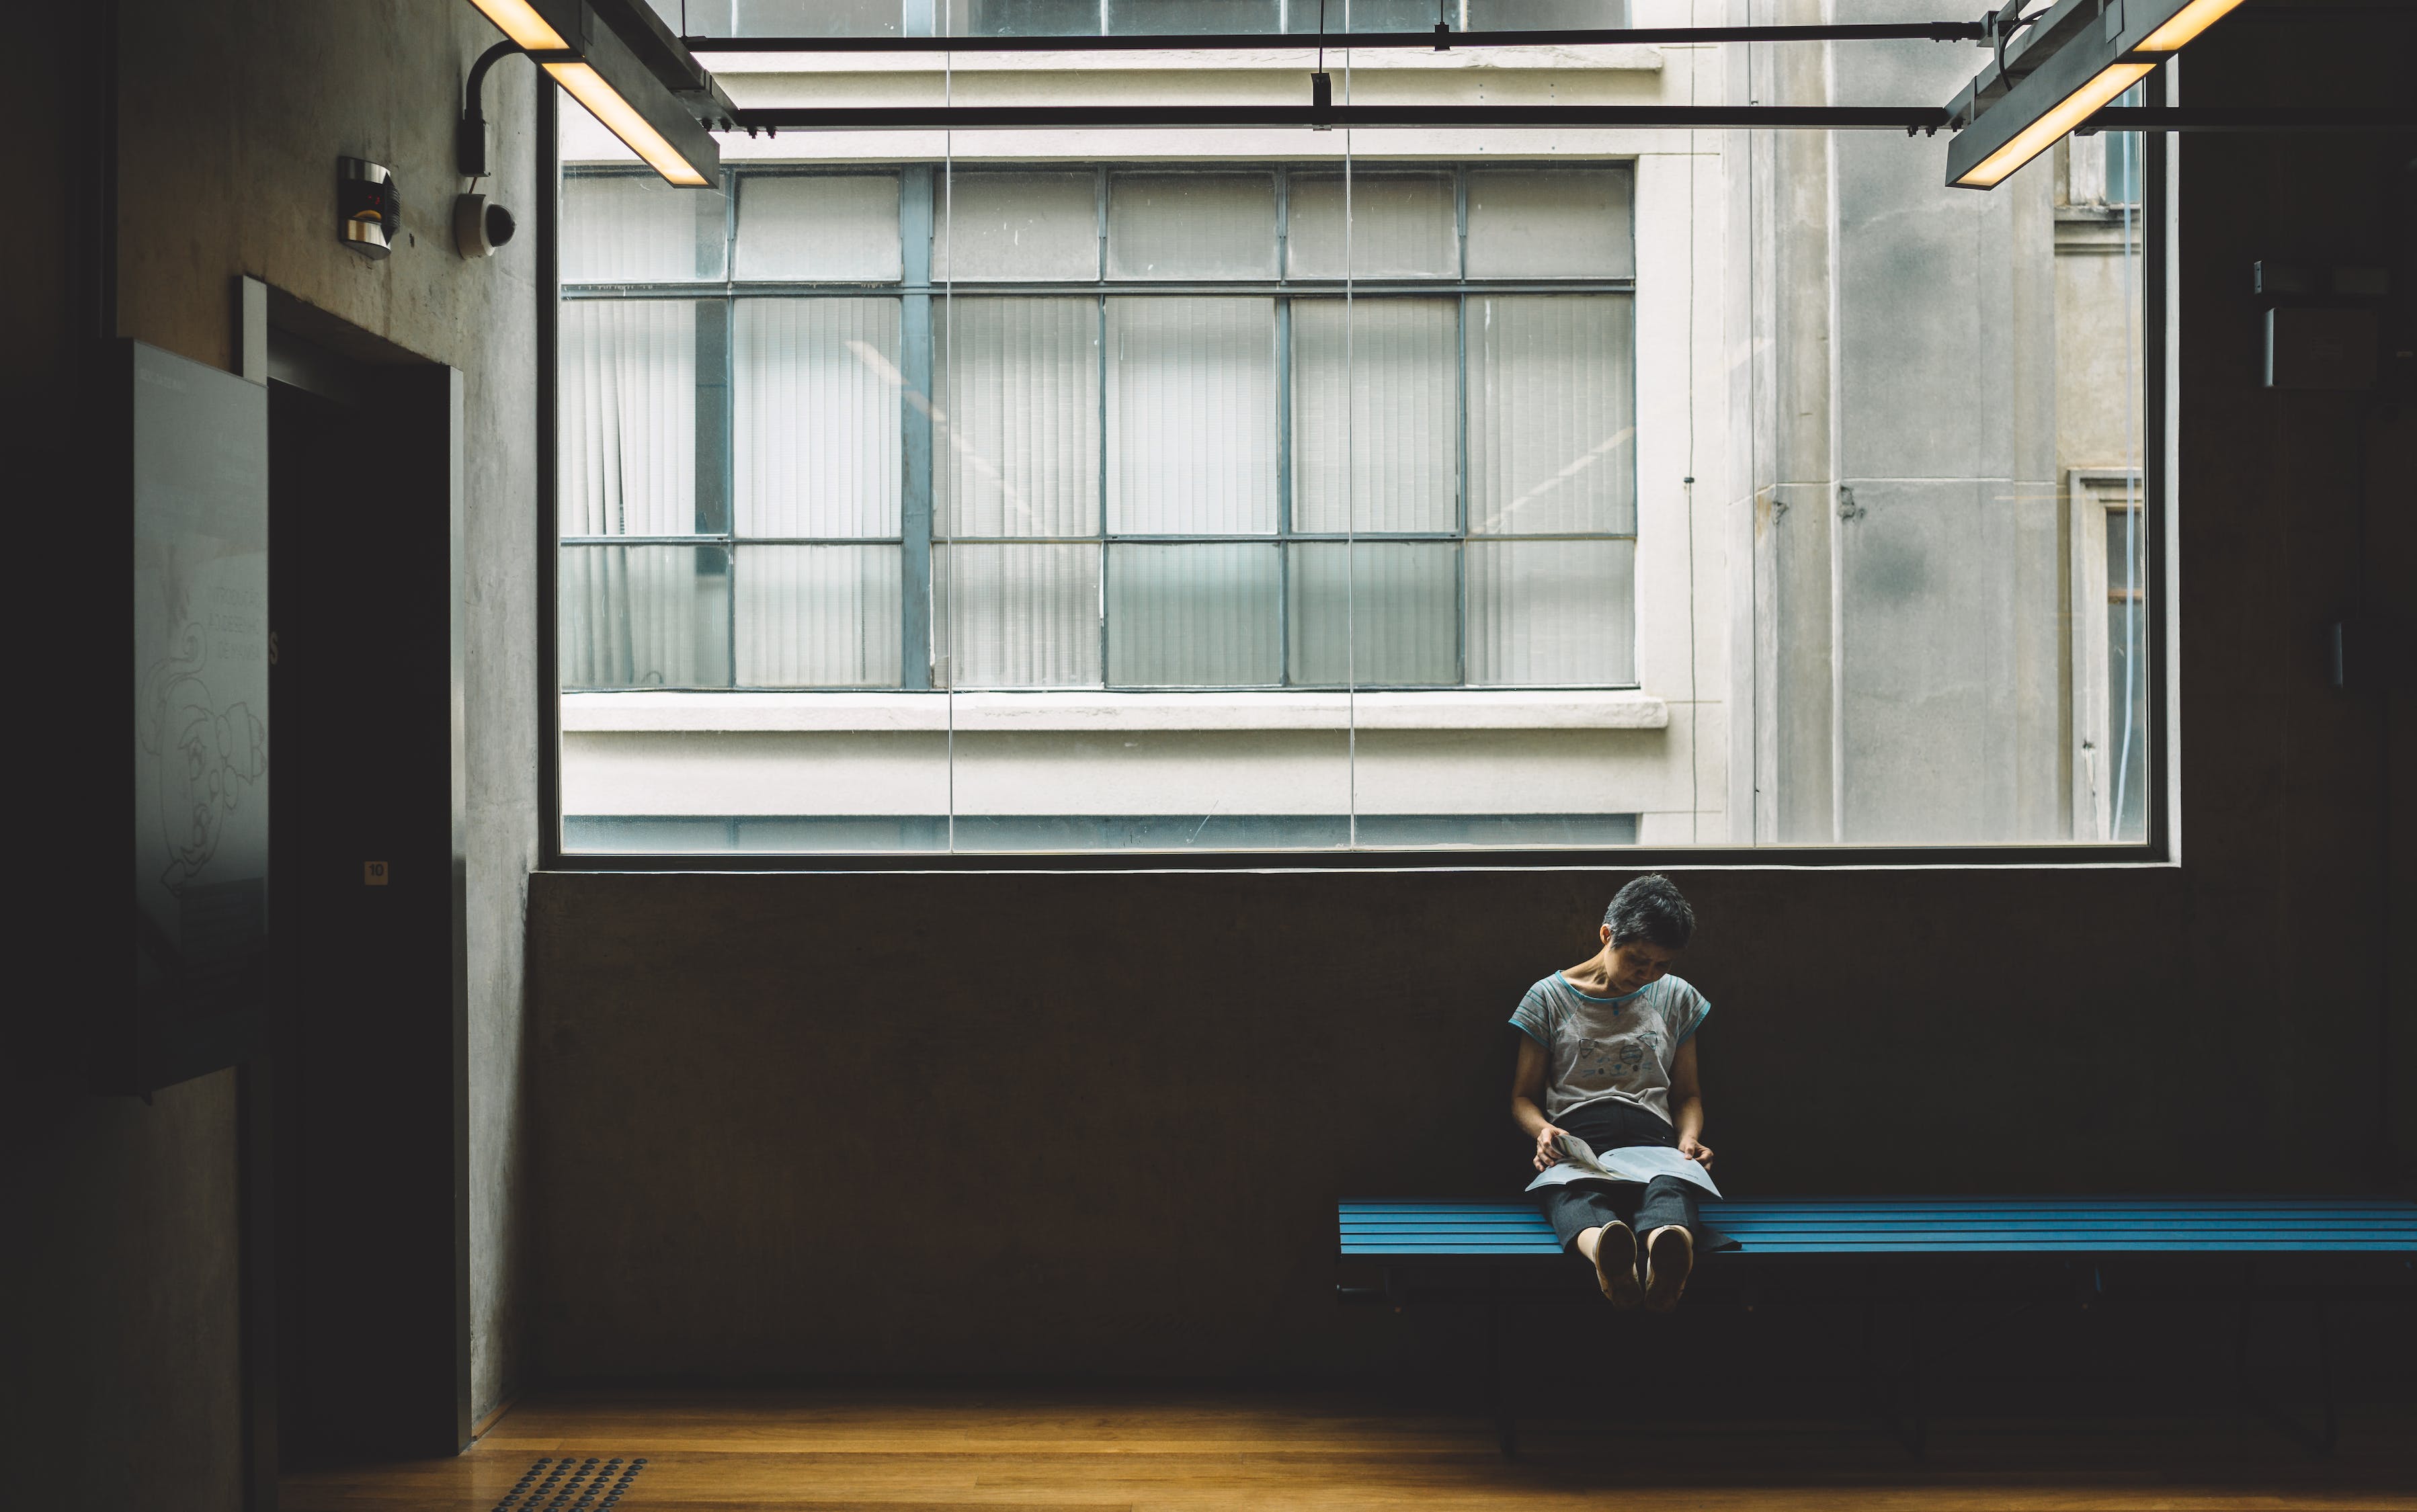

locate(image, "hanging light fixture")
[[1944, 0, 2247, 190], [462, 0, 723, 187]]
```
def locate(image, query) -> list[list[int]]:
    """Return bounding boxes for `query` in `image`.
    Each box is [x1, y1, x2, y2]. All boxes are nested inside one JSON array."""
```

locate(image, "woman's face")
[[1601, 935, 1680, 995]]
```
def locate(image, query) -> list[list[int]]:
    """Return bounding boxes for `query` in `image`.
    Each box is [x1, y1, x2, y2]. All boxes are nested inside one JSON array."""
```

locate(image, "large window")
[[561, 164, 1637, 695], [552, 29, 2161, 857]]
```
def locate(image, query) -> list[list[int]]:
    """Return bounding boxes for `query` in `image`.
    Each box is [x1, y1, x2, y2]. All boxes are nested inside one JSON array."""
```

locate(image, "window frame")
[[537, 105, 2174, 872]]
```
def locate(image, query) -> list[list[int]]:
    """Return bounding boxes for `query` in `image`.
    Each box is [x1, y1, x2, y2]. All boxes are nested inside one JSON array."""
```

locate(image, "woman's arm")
[[1669, 1036, 1713, 1167], [1511, 1036, 1567, 1173]]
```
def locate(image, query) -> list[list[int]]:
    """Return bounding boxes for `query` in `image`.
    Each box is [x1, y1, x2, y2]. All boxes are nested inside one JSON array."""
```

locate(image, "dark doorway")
[[258, 317, 469, 1482]]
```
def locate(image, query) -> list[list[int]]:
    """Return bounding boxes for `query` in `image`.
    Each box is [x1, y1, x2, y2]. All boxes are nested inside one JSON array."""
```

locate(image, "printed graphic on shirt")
[[1510, 973, 1709, 1124]]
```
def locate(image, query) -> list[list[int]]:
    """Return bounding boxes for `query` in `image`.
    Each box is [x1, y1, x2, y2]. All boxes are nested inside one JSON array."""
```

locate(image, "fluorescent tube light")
[[465, 0, 569, 50], [2134, 0, 2248, 51], [542, 60, 710, 185], [1953, 59, 2155, 188]]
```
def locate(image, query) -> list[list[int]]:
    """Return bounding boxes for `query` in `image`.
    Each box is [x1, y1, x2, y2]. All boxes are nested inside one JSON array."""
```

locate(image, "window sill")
[[561, 689, 1670, 734]]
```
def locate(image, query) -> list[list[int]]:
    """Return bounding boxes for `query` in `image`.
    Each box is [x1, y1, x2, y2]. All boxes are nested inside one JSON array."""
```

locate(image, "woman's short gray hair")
[[1603, 874, 1695, 950]]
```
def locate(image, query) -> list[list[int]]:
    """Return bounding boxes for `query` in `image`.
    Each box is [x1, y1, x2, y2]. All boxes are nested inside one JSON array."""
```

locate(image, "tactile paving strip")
[[492, 1454, 645, 1512]]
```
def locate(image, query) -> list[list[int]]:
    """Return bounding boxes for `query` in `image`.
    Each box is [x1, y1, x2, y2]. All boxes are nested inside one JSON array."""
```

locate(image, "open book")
[[1524, 1132, 1721, 1198]]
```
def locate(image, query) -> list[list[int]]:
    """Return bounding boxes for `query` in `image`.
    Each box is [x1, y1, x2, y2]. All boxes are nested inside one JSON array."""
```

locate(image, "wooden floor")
[[280, 1390, 2417, 1511]]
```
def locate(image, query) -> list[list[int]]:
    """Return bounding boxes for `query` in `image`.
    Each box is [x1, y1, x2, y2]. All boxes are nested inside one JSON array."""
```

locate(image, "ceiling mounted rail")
[[721, 101, 2416, 136], [686, 22, 1990, 54], [727, 103, 1961, 132]]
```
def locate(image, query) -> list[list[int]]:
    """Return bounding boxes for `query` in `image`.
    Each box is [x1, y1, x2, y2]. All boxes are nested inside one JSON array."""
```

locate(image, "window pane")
[[1106, 543, 1280, 687], [937, 298, 1101, 538], [660, 1, 909, 34], [1465, 538, 1633, 686], [1288, 0, 1443, 30], [1465, 167, 1635, 278], [1288, 542, 1457, 687], [1285, 173, 1458, 279], [1291, 298, 1457, 534], [733, 544, 901, 687], [560, 544, 732, 689], [1471, 1, 1630, 26], [735, 175, 904, 281], [1106, 297, 1278, 534], [1106, 173, 1278, 280], [734, 298, 903, 538], [562, 173, 727, 283], [934, 171, 1098, 282], [2105, 506, 2149, 842], [946, 0, 1100, 36], [1105, 0, 1278, 33], [1467, 294, 1634, 536], [938, 543, 1102, 687], [560, 300, 698, 536]]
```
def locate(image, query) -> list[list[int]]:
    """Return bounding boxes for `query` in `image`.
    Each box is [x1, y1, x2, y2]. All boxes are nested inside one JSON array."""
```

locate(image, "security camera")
[[454, 193, 516, 259]]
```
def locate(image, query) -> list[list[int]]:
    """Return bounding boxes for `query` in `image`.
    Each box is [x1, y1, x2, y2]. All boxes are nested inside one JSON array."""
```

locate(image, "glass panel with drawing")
[[553, 26, 2152, 854]]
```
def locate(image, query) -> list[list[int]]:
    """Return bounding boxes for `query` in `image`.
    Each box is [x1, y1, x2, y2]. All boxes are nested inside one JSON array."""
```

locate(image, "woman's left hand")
[[1678, 1135, 1715, 1169]]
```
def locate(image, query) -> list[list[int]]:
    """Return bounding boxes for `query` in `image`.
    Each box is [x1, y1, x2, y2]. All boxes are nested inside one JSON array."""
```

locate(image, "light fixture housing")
[[1944, 0, 2244, 190], [462, 0, 721, 187], [464, 0, 569, 52]]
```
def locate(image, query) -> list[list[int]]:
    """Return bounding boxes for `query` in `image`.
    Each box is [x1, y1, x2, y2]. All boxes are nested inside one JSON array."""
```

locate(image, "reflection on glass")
[[2106, 506, 2147, 842], [560, 300, 700, 536], [1467, 295, 1635, 536], [1288, 542, 1457, 686], [1465, 538, 1634, 686], [1106, 543, 1282, 686], [1465, 167, 1635, 278], [1470, 1, 1629, 26], [561, 545, 732, 689], [948, 0, 1102, 34], [936, 298, 1102, 538], [562, 172, 727, 283], [1106, 173, 1278, 279], [734, 298, 903, 538], [1290, 298, 1457, 534], [1106, 297, 1279, 534], [733, 544, 901, 687], [937, 543, 1103, 687], [735, 175, 904, 281], [933, 172, 1100, 281], [1106, 0, 1279, 34], [661, 1, 906, 37], [1285, 173, 1457, 279]]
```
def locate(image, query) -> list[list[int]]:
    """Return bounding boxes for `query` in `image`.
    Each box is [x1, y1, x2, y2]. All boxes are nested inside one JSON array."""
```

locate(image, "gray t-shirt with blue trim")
[[1510, 972, 1711, 1126]]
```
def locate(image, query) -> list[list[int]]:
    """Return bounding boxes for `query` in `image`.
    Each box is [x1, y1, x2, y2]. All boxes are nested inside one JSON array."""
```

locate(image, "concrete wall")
[[1729, 2, 2067, 845], [520, 15, 2416, 1382], [4, 2, 540, 1506]]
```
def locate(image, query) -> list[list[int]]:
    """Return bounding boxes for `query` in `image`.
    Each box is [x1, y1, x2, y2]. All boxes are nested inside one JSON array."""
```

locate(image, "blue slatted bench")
[[1338, 1196, 2417, 1455]]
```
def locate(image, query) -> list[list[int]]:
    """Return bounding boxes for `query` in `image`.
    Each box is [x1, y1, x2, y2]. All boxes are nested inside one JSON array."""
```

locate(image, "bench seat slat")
[[1340, 1197, 2417, 1259]]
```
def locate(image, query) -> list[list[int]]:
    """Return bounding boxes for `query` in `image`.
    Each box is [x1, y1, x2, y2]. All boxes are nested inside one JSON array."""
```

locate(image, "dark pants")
[[1536, 1099, 1729, 1254]]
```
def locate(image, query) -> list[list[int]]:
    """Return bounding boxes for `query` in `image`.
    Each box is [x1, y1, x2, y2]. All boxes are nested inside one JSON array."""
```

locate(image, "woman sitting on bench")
[[1509, 874, 1726, 1311]]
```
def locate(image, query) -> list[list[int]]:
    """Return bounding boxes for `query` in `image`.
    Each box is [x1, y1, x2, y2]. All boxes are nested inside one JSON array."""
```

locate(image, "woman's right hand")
[[1532, 1124, 1569, 1173]]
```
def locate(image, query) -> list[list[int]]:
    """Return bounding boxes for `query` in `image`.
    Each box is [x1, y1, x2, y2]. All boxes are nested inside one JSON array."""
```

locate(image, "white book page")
[[1524, 1133, 1721, 1198]]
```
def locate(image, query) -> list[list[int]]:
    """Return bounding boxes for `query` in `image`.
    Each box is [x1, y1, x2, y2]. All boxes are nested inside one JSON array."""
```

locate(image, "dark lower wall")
[[522, 17, 2416, 1384], [5, 1, 540, 1507], [0, 1077, 243, 1511]]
